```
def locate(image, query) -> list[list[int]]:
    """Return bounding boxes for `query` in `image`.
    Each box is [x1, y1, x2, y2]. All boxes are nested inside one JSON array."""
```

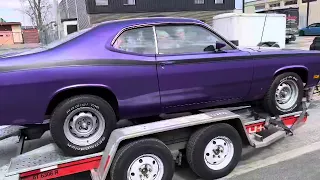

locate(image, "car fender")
[[274, 65, 309, 76], [51, 84, 113, 98]]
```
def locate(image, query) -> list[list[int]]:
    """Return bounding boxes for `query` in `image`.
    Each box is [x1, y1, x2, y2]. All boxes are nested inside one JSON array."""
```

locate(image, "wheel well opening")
[[224, 119, 251, 146], [45, 87, 119, 119], [275, 68, 308, 84]]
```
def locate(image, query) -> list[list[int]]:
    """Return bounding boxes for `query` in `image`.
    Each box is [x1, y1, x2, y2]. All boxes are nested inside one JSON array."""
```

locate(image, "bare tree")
[[20, 0, 52, 31]]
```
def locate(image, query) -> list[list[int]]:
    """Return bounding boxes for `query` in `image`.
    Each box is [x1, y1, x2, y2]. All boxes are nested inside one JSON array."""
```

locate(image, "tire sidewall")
[[190, 125, 242, 179], [111, 140, 174, 180], [50, 95, 116, 156], [268, 73, 303, 115]]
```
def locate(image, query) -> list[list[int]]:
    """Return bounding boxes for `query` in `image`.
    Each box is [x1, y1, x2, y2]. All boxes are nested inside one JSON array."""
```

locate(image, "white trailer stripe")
[[40, 165, 58, 172]]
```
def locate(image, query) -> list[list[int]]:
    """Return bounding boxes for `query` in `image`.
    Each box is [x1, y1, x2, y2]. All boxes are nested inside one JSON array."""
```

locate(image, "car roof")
[[94, 17, 204, 31]]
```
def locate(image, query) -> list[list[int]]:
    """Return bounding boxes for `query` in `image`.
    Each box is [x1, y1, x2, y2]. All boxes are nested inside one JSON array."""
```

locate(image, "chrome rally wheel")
[[63, 107, 106, 146]]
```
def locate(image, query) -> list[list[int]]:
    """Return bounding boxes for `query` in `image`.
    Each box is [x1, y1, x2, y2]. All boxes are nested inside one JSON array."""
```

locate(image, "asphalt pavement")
[[226, 149, 320, 180]]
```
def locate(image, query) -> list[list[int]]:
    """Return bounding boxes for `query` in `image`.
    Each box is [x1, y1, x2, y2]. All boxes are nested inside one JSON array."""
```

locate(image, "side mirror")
[[204, 45, 216, 52], [216, 42, 226, 50]]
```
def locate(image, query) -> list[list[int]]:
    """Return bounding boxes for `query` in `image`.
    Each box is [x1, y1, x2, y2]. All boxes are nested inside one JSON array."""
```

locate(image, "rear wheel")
[[50, 95, 117, 156], [264, 72, 303, 115]]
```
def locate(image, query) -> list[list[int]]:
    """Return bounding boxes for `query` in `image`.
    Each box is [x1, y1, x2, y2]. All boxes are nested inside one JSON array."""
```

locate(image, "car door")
[[154, 24, 254, 113], [110, 26, 161, 118], [306, 23, 319, 35], [313, 23, 320, 35]]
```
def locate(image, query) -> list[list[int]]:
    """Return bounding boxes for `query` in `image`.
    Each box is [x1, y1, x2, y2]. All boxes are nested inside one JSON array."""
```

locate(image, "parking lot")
[[0, 35, 320, 180]]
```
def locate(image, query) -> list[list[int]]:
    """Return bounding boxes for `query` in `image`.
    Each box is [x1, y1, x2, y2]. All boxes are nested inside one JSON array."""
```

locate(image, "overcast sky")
[[0, 0, 247, 26]]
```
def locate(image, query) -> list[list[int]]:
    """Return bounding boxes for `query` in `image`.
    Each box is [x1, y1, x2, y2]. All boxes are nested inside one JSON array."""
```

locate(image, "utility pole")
[[243, 0, 245, 13], [53, 0, 61, 39], [306, 1, 310, 26]]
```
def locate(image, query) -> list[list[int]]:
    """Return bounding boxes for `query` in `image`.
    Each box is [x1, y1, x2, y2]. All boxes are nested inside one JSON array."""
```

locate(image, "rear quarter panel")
[[0, 24, 160, 126], [247, 50, 320, 100]]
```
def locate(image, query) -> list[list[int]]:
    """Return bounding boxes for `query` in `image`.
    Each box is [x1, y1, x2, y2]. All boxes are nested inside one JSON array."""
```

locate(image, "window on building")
[[269, 3, 280, 8], [155, 25, 233, 55], [124, 0, 135, 5], [255, 5, 265, 10], [285, 0, 297, 6], [195, 0, 205, 4], [113, 27, 156, 54], [96, 0, 108, 6], [215, 0, 224, 4]]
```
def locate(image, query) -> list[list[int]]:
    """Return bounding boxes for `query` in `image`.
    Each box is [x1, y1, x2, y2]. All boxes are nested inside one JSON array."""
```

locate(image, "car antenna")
[[259, 13, 268, 51]]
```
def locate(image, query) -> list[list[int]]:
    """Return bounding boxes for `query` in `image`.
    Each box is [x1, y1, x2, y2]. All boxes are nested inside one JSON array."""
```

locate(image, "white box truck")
[[212, 13, 286, 48]]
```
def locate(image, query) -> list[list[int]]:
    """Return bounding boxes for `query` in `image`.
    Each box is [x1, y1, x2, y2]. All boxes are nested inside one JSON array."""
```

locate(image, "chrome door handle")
[[159, 61, 175, 65]]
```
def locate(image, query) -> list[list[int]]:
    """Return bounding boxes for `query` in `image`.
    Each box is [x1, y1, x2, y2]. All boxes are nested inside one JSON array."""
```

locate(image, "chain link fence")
[[39, 25, 60, 45]]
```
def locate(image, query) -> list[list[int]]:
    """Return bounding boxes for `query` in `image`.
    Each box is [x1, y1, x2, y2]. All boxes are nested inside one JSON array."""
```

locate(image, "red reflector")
[[245, 122, 265, 133]]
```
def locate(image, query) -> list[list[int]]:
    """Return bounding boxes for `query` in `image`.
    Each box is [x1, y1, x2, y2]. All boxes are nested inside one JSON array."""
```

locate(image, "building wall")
[[22, 28, 39, 44], [245, 0, 320, 28], [76, 0, 92, 30], [0, 31, 14, 45], [88, 0, 235, 14], [89, 10, 234, 26], [62, 0, 236, 31], [59, 0, 78, 20], [11, 24, 23, 44], [299, 0, 320, 27]]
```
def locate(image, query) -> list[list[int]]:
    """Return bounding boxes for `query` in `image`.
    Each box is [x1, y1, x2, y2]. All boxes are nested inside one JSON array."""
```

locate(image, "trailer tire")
[[264, 72, 303, 115], [186, 123, 242, 179], [110, 138, 175, 180], [50, 95, 117, 156]]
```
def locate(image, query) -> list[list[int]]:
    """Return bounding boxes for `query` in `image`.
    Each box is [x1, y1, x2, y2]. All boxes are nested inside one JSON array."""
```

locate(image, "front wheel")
[[50, 95, 117, 156], [186, 124, 242, 179], [299, 30, 305, 36], [264, 72, 304, 115]]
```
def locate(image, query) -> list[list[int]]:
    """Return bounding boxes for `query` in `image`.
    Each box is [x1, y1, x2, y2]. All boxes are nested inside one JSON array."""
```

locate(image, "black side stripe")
[[157, 53, 320, 65], [0, 53, 319, 73], [0, 59, 156, 73]]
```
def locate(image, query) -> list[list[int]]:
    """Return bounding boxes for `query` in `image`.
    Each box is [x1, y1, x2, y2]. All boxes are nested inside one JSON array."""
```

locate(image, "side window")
[[309, 24, 317, 27], [155, 25, 233, 55], [113, 27, 156, 54]]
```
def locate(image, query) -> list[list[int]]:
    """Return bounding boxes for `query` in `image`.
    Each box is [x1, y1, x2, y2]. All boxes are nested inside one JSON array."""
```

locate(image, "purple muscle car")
[[1, 17, 320, 156]]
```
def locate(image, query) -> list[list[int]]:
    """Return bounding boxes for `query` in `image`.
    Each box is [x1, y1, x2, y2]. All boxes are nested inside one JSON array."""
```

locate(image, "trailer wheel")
[[50, 95, 117, 156], [110, 138, 174, 180], [186, 123, 242, 179]]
